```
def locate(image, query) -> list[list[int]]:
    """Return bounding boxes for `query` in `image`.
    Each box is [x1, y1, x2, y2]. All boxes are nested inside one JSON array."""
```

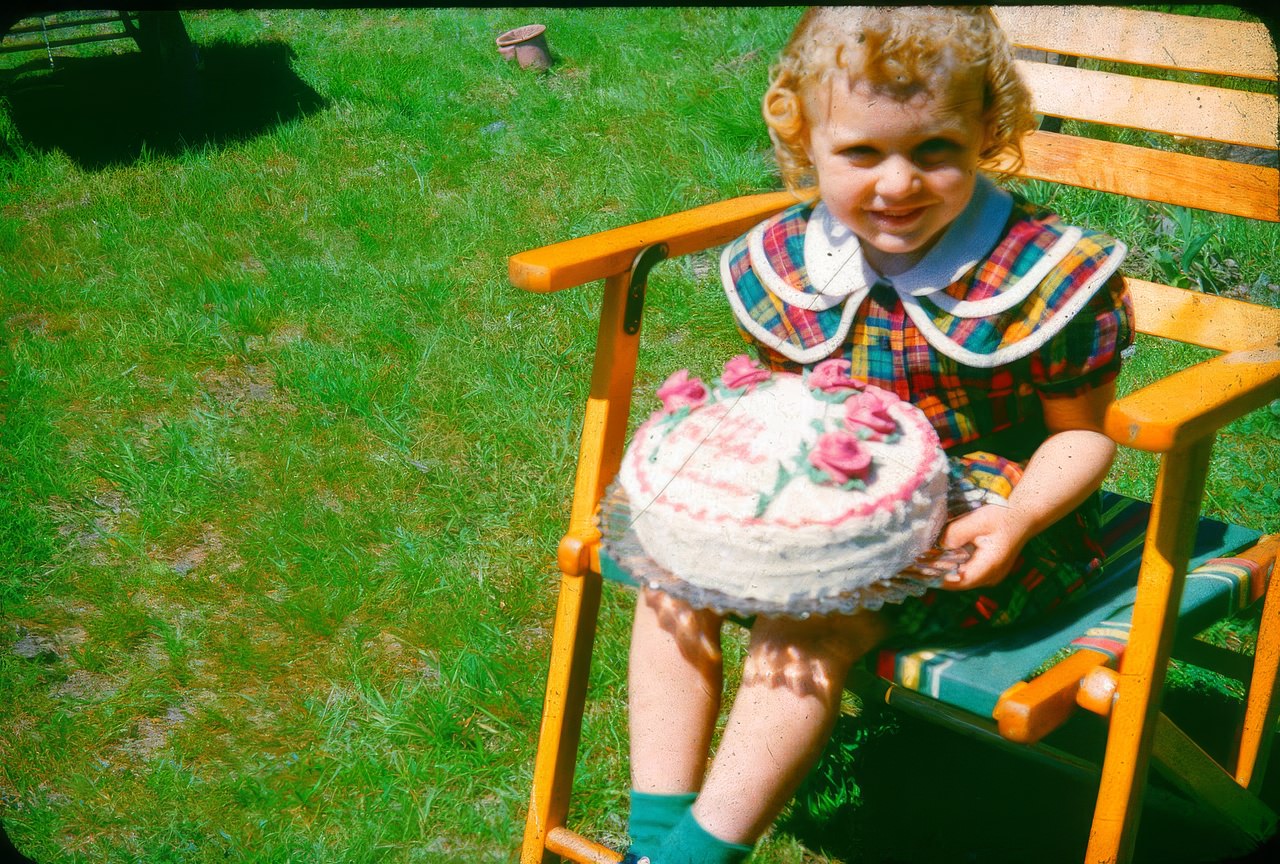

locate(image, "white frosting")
[[617, 373, 948, 607]]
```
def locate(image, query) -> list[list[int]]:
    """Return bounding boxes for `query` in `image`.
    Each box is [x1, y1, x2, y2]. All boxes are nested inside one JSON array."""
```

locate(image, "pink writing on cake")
[[704, 413, 771, 465]]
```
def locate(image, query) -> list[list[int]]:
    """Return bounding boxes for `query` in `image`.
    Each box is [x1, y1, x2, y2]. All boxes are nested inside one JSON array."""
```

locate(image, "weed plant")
[[1, 8, 1277, 864]]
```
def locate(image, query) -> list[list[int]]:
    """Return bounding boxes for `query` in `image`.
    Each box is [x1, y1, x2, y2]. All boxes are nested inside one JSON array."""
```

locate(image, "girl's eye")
[[841, 146, 880, 165], [914, 139, 961, 166]]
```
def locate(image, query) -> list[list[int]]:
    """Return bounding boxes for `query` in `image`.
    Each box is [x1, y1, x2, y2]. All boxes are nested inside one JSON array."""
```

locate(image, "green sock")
[[653, 809, 754, 864], [627, 790, 697, 852]]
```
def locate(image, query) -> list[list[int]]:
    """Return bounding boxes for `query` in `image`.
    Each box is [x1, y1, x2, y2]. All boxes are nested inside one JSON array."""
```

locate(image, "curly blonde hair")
[[763, 6, 1036, 196]]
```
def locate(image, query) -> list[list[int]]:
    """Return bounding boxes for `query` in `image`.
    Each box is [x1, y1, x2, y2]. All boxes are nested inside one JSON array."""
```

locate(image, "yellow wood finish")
[[1086, 437, 1215, 864], [1151, 713, 1278, 843], [1236, 535, 1280, 604], [522, 272, 645, 864], [509, 191, 798, 294], [993, 649, 1113, 743], [990, 132, 1280, 222], [1236, 538, 1280, 792], [1105, 346, 1280, 452], [1125, 280, 1280, 352], [567, 273, 646, 533], [995, 6, 1278, 81], [546, 828, 624, 864], [1016, 61, 1278, 150], [522, 570, 605, 864]]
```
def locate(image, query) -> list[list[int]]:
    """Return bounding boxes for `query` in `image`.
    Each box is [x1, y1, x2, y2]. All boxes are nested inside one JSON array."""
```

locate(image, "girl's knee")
[[635, 588, 727, 669], [742, 610, 887, 696]]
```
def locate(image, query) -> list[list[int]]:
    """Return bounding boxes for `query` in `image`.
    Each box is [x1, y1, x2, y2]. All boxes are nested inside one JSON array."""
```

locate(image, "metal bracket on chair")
[[623, 243, 668, 335]]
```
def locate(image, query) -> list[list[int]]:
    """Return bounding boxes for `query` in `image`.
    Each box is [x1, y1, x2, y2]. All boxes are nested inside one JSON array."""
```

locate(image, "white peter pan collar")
[[802, 174, 1014, 300], [724, 173, 1127, 368]]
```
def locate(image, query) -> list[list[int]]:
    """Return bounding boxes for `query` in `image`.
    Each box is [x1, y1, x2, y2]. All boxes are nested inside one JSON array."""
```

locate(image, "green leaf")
[[1181, 232, 1212, 270], [1173, 205, 1194, 237]]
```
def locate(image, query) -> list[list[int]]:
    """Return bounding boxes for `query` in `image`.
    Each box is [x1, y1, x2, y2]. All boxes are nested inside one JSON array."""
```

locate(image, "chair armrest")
[[1106, 345, 1280, 452], [508, 190, 799, 293]]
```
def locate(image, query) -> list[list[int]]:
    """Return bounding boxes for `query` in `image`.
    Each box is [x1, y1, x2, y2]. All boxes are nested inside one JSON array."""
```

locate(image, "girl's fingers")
[[939, 505, 1003, 549], [949, 540, 1001, 588], [939, 518, 976, 549], [904, 544, 973, 581]]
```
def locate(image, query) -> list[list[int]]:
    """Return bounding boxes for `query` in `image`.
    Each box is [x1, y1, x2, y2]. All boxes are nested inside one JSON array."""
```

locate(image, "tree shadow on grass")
[[784, 688, 1280, 864], [0, 38, 327, 170]]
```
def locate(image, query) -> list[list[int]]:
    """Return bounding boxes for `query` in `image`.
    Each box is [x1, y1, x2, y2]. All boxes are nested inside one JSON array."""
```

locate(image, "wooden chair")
[[510, 7, 1280, 863]]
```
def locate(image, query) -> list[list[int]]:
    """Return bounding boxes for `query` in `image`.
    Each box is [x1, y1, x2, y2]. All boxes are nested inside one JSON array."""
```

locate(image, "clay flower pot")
[[496, 24, 551, 71]]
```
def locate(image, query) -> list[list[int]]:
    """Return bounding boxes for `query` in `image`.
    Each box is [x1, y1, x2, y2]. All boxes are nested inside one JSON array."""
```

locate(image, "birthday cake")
[[610, 355, 950, 614]]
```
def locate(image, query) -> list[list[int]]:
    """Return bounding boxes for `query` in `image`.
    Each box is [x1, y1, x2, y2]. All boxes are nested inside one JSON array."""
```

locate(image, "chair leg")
[[522, 267, 648, 862], [1235, 536, 1280, 792], [522, 569, 605, 864], [1086, 437, 1214, 864]]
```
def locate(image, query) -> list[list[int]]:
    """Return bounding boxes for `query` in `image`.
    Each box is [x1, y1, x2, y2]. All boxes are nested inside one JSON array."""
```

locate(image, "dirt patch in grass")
[[48, 486, 137, 567], [121, 708, 189, 762], [51, 668, 118, 702], [10, 188, 91, 223], [269, 324, 306, 347], [4, 310, 77, 345], [358, 630, 442, 684], [11, 628, 63, 662], [198, 359, 295, 416], [151, 522, 243, 577]]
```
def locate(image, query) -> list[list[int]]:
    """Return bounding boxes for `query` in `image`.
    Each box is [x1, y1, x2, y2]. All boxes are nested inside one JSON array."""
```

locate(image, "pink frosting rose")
[[656, 369, 707, 414], [808, 430, 872, 485], [844, 393, 898, 437], [808, 358, 864, 394], [721, 354, 771, 390]]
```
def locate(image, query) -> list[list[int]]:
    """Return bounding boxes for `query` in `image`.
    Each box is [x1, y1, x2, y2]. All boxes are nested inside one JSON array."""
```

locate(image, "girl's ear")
[[981, 117, 998, 157], [981, 110, 1005, 163]]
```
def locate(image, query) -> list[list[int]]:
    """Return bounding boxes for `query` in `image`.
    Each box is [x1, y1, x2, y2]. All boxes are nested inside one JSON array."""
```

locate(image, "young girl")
[[622, 7, 1133, 863]]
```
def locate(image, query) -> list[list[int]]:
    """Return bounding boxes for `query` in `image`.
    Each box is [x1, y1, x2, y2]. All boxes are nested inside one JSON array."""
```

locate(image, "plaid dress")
[[720, 182, 1135, 639]]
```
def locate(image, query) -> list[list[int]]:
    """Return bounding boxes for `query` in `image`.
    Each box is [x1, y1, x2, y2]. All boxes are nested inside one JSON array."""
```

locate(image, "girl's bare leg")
[[691, 610, 890, 843], [629, 588, 727, 792]]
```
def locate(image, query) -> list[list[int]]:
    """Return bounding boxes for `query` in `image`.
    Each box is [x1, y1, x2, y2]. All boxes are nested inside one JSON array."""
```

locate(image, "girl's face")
[[804, 73, 988, 276]]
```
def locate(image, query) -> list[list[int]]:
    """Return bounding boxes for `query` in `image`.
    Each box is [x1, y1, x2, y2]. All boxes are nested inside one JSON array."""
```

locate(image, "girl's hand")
[[936, 504, 1035, 591], [928, 384, 1117, 591]]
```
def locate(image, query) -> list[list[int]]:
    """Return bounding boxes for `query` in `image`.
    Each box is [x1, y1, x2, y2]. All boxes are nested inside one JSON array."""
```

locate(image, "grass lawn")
[[2, 7, 1278, 864]]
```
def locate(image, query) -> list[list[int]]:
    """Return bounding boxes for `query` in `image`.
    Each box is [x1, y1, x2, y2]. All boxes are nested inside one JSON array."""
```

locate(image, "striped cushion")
[[875, 492, 1261, 716]]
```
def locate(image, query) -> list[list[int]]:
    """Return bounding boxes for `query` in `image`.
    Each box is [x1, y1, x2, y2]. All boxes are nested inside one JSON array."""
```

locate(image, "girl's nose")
[[875, 155, 922, 200]]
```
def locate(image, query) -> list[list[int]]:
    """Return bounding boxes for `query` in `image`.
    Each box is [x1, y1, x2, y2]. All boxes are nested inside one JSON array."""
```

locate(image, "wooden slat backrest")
[[992, 5, 1279, 222], [991, 133, 1279, 223], [1016, 62, 1276, 150], [995, 5, 1277, 80]]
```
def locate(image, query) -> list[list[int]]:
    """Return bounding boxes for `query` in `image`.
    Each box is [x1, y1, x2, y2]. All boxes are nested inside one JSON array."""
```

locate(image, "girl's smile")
[[804, 75, 988, 277]]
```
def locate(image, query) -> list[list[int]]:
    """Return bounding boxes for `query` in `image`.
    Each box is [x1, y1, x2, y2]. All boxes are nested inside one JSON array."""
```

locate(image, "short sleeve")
[[1030, 273, 1134, 397]]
